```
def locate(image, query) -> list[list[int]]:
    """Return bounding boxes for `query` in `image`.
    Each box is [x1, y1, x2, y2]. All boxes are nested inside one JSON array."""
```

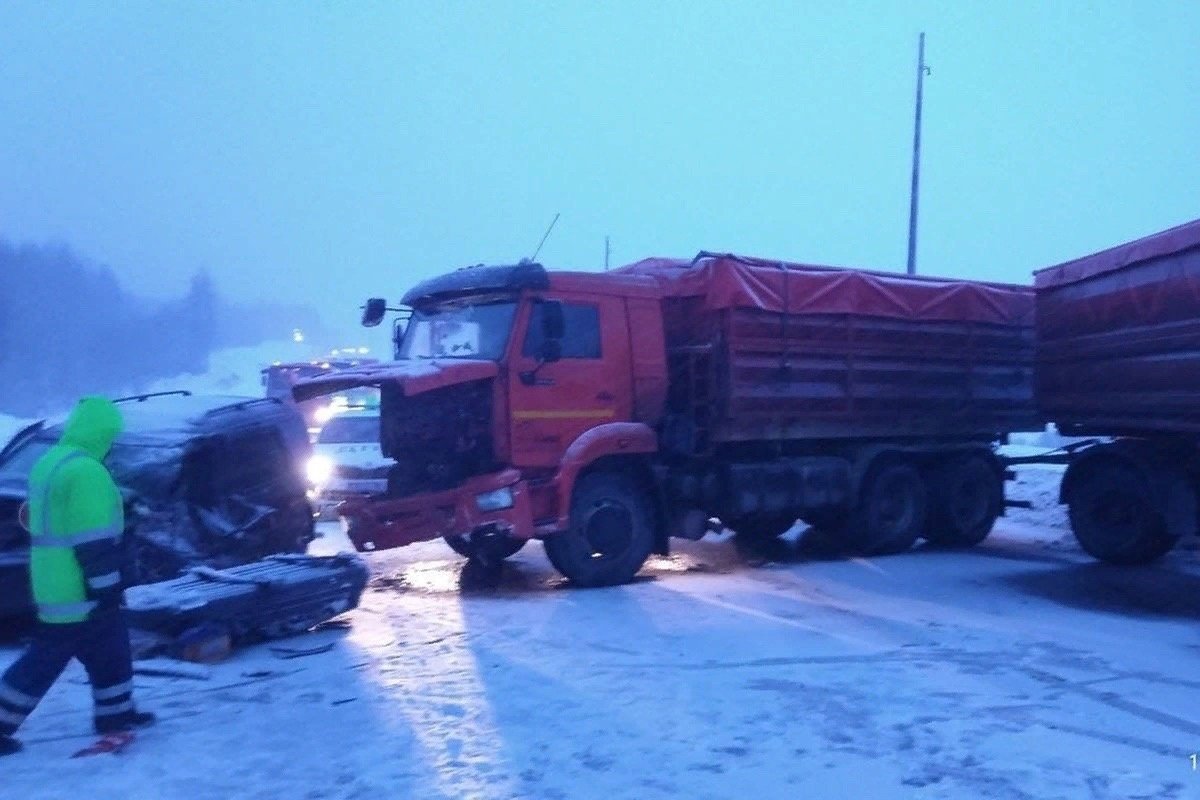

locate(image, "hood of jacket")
[[59, 396, 124, 460]]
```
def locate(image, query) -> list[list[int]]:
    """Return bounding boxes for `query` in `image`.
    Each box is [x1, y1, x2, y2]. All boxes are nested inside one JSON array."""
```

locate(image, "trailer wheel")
[[1068, 463, 1178, 565], [796, 517, 848, 556], [847, 463, 927, 556], [544, 471, 655, 587], [444, 533, 526, 562], [926, 456, 1002, 548], [729, 515, 796, 541]]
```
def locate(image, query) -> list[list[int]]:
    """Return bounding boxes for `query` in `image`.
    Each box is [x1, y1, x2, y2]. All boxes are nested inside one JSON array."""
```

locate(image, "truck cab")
[[294, 261, 668, 585]]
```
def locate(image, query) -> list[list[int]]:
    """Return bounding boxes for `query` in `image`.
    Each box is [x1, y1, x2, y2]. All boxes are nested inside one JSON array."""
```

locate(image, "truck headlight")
[[475, 486, 515, 512], [306, 454, 334, 486]]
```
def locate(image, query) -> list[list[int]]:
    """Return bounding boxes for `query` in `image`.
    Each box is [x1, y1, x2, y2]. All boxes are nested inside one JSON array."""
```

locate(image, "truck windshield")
[[398, 300, 518, 360]]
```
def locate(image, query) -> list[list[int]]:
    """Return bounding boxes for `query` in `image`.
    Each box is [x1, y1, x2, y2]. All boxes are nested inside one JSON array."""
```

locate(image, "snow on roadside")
[[0, 340, 311, 440], [134, 340, 302, 398], [0, 414, 33, 450]]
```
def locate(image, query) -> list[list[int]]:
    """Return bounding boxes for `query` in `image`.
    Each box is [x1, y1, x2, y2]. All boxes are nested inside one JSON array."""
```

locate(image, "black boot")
[[96, 709, 157, 735], [0, 735, 22, 756]]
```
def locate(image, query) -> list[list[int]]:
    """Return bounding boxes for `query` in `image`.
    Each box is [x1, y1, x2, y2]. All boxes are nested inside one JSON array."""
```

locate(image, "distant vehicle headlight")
[[306, 454, 335, 486], [475, 486, 515, 512]]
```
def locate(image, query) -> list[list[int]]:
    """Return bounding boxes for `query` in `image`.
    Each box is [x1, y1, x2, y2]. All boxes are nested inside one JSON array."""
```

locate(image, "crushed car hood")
[[292, 360, 499, 403]]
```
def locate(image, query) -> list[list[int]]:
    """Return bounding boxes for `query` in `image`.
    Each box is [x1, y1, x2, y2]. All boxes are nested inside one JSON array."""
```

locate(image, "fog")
[[1, 3, 1196, 327], [0, 239, 325, 417], [0, 3, 1196, 414]]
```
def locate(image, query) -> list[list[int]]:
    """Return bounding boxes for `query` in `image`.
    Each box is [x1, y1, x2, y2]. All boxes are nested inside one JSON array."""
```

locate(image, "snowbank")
[[0, 414, 32, 450], [133, 340, 301, 398]]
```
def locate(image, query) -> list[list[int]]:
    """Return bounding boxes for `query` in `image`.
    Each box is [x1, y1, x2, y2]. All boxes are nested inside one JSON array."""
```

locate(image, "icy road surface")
[[2, 470, 1199, 799]]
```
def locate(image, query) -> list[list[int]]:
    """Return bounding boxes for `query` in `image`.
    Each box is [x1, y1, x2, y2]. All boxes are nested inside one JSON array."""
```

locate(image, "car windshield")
[[318, 416, 380, 444], [0, 438, 53, 482], [0, 434, 178, 492], [398, 299, 518, 360]]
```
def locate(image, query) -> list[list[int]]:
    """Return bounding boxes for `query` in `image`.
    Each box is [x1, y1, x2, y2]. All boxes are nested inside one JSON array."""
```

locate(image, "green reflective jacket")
[[27, 397, 125, 624]]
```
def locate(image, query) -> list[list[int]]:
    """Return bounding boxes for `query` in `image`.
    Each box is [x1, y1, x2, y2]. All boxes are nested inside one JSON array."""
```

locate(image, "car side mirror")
[[540, 338, 562, 364], [361, 298, 387, 328]]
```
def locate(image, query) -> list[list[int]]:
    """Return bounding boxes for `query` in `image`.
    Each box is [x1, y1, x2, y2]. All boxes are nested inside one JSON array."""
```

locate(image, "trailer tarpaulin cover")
[[1035, 217, 1200, 435], [618, 253, 1033, 326], [1035, 217, 1200, 289], [618, 252, 1037, 444]]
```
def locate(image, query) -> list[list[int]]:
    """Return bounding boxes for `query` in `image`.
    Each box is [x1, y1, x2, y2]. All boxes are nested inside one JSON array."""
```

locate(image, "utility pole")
[[605, 236, 611, 270], [906, 32, 930, 276]]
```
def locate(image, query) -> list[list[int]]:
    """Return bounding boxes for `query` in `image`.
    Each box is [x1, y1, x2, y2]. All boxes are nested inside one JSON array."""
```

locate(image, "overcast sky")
[[1, 1, 1197, 337]]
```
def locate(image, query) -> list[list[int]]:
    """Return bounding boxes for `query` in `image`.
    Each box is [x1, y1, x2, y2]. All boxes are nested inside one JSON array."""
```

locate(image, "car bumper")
[[310, 478, 388, 521], [339, 468, 534, 552]]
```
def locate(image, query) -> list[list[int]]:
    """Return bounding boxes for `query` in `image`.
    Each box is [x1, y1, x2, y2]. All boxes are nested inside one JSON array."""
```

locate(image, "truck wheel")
[[544, 471, 655, 587], [729, 514, 796, 541], [796, 519, 847, 556], [444, 534, 526, 562], [926, 456, 1002, 548], [1068, 464, 1179, 564], [847, 463, 927, 556]]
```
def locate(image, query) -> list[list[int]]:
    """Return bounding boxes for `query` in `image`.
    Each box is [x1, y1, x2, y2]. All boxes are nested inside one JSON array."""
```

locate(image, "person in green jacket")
[[0, 397, 154, 756]]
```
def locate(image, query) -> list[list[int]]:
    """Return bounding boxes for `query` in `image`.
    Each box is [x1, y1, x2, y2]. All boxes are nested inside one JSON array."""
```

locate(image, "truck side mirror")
[[521, 306, 564, 384], [361, 298, 387, 328], [540, 300, 565, 341], [391, 316, 407, 360]]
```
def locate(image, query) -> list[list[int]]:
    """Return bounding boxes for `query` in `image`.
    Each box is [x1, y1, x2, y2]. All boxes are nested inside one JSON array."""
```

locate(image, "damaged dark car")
[[0, 391, 315, 619]]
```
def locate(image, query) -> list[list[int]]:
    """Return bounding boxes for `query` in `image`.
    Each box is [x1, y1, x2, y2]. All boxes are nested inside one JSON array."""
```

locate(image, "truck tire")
[[1068, 463, 1179, 565], [846, 463, 927, 556], [444, 534, 526, 562], [729, 514, 796, 541], [796, 517, 848, 556], [925, 456, 1002, 548], [543, 471, 655, 587]]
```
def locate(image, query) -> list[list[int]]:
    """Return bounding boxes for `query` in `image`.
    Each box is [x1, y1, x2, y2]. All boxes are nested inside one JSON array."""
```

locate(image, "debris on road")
[[269, 642, 336, 659], [125, 553, 369, 646], [132, 659, 212, 681]]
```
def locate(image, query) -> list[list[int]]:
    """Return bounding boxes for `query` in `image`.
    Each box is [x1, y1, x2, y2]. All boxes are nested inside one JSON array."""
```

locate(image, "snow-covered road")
[[3, 474, 1198, 799]]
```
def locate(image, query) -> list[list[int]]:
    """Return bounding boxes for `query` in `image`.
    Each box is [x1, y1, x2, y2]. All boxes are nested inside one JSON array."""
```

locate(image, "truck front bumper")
[[339, 469, 535, 552]]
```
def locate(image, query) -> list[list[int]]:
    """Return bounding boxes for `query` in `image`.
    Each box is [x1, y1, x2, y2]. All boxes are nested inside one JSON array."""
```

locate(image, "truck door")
[[508, 295, 632, 469]]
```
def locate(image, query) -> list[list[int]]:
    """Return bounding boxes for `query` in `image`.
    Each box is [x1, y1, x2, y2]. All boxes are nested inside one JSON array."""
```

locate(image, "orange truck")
[[295, 255, 1035, 585]]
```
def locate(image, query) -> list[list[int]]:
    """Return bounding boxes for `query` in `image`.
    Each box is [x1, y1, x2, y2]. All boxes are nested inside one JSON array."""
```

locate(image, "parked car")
[[261, 359, 378, 437], [0, 391, 315, 618], [306, 408, 389, 520]]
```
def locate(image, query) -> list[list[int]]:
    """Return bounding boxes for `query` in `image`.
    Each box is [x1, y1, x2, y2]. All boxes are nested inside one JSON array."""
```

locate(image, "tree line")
[[0, 238, 323, 417]]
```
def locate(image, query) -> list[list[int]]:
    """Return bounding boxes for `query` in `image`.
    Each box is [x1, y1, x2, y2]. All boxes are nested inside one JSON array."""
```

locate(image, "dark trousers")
[[0, 609, 136, 736]]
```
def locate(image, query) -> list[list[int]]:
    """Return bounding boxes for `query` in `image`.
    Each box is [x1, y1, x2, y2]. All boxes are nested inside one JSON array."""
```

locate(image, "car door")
[[508, 294, 632, 469]]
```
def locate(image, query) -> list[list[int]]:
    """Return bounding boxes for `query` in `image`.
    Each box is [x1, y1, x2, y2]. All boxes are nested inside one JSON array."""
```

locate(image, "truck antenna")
[[530, 212, 560, 262]]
